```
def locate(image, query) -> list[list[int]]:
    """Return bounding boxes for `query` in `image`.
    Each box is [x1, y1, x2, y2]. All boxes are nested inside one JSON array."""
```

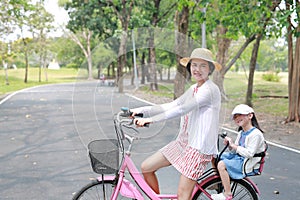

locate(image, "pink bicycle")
[[73, 108, 267, 200]]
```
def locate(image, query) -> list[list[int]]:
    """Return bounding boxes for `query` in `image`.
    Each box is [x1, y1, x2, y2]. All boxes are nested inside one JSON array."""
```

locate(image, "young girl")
[[211, 104, 265, 200], [131, 48, 222, 200]]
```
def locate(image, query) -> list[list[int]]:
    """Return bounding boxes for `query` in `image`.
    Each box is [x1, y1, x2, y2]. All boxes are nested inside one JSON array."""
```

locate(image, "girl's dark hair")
[[237, 113, 264, 133], [186, 61, 215, 75]]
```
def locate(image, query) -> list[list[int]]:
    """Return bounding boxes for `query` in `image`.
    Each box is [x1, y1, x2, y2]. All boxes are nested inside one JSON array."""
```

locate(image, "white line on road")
[[127, 93, 300, 154]]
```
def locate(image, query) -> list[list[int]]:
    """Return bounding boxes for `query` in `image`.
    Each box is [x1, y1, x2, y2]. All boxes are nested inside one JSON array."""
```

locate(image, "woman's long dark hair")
[[237, 113, 264, 133]]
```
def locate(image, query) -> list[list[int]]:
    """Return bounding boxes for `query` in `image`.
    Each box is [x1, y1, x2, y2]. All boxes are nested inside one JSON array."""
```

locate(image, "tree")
[[28, 1, 54, 82], [245, 1, 281, 106], [107, 0, 134, 93], [0, 41, 10, 85], [285, 0, 300, 123], [174, 4, 189, 99], [147, 0, 177, 91], [0, 0, 32, 83], [64, 0, 117, 80], [201, 0, 281, 104]]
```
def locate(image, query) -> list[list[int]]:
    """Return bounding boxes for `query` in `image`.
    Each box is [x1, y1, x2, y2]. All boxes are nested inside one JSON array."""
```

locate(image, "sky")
[[43, 0, 69, 37], [4, 0, 69, 41]]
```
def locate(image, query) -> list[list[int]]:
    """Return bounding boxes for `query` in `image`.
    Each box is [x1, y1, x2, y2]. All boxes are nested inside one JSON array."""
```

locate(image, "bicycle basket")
[[88, 139, 119, 174]]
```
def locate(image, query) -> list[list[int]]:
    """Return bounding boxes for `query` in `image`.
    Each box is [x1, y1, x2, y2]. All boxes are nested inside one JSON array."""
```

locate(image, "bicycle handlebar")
[[114, 107, 150, 140], [119, 107, 149, 127]]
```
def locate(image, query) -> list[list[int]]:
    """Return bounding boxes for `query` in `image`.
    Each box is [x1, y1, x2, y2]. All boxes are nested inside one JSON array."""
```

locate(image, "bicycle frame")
[[95, 110, 261, 200], [98, 153, 179, 199]]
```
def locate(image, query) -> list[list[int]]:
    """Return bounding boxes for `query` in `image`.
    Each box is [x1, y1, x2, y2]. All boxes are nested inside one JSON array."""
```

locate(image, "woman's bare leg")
[[177, 175, 196, 200], [141, 151, 171, 194]]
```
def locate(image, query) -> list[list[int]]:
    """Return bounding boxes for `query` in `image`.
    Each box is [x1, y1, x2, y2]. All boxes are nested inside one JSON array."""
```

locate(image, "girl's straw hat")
[[180, 48, 222, 71]]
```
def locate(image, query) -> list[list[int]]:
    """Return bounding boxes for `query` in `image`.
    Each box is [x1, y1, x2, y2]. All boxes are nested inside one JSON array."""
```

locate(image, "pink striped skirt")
[[160, 138, 212, 181]]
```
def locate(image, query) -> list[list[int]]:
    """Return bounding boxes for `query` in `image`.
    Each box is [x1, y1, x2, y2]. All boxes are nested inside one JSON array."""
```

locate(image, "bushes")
[[262, 72, 280, 82]]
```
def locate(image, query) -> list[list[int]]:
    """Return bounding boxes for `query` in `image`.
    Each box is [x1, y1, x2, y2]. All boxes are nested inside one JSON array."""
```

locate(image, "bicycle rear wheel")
[[73, 179, 131, 200], [192, 177, 258, 200]]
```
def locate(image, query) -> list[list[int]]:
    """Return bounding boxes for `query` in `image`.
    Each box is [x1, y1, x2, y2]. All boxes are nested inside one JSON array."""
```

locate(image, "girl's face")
[[233, 114, 252, 128], [190, 58, 210, 84]]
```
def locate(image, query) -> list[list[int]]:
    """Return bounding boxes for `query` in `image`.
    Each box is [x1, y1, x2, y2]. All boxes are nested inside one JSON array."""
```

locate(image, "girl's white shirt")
[[132, 80, 221, 155], [233, 128, 265, 174]]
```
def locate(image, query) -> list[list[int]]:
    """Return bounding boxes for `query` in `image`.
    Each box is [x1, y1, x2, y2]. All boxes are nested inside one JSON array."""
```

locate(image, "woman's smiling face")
[[190, 58, 210, 83]]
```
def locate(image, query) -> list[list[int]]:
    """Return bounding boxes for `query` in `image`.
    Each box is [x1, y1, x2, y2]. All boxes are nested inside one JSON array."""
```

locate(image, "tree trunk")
[[2, 60, 9, 85], [24, 50, 29, 83], [246, 34, 262, 107], [86, 30, 93, 80], [140, 51, 146, 84], [39, 53, 42, 82], [213, 25, 231, 101], [22, 38, 29, 83], [148, 32, 158, 91], [174, 6, 189, 99], [113, 0, 133, 93], [286, 23, 300, 122], [117, 32, 127, 93], [148, 0, 161, 91]]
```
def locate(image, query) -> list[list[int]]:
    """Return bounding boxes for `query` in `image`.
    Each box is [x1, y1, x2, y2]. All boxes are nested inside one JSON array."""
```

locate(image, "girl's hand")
[[225, 136, 238, 150], [224, 136, 233, 145], [134, 118, 153, 127]]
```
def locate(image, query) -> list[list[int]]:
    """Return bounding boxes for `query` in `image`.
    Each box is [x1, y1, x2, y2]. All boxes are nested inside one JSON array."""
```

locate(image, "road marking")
[[127, 93, 300, 154], [221, 126, 300, 154]]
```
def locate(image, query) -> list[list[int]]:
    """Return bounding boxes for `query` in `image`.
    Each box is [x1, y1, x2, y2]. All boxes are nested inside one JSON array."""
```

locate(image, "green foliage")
[[262, 72, 280, 82], [65, 0, 117, 39]]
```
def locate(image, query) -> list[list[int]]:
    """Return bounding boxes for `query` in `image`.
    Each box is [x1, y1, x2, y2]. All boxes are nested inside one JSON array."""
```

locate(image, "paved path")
[[0, 81, 299, 199], [0, 82, 180, 199]]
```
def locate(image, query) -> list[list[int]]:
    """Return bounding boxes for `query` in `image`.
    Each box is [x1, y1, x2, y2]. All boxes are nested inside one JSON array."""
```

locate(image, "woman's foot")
[[211, 193, 233, 200]]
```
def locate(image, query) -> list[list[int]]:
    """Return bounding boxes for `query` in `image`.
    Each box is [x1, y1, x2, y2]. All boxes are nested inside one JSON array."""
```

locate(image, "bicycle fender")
[[244, 177, 261, 195], [96, 176, 144, 199], [120, 179, 144, 199]]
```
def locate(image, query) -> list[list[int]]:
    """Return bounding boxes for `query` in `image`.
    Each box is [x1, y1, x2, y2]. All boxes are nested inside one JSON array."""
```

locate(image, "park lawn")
[[0, 68, 78, 96], [0, 68, 289, 118], [224, 71, 288, 117], [140, 71, 289, 118]]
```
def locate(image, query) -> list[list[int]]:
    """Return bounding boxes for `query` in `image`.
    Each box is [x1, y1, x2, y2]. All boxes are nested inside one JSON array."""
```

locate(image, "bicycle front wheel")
[[193, 177, 258, 200], [73, 179, 131, 200]]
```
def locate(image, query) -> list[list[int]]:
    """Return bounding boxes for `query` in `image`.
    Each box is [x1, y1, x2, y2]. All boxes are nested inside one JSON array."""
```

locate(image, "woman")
[[211, 104, 265, 200], [131, 48, 222, 200]]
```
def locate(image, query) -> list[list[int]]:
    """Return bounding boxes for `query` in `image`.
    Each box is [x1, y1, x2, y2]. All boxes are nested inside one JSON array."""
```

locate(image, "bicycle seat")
[[244, 141, 268, 176]]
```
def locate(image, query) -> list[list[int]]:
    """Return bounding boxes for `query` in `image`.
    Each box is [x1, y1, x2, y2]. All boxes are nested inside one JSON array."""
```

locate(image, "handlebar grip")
[[134, 119, 150, 127], [220, 132, 227, 138], [133, 113, 144, 117], [120, 107, 143, 118]]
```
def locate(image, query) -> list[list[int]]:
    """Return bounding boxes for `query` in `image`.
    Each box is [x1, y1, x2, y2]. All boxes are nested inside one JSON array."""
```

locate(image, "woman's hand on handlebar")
[[134, 118, 153, 127], [129, 109, 142, 118]]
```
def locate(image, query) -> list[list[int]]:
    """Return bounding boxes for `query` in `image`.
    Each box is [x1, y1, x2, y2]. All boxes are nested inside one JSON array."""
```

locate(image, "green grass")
[[0, 68, 78, 95], [140, 71, 289, 118], [0, 68, 289, 118], [224, 71, 288, 117]]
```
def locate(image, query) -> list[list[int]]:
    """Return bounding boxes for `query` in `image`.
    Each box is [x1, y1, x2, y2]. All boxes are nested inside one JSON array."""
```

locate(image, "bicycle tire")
[[192, 177, 258, 200], [73, 179, 132, 200]]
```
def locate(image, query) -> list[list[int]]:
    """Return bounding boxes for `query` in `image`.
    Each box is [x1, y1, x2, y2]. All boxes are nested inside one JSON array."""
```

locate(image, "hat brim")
[[180, 57, 222, 71]]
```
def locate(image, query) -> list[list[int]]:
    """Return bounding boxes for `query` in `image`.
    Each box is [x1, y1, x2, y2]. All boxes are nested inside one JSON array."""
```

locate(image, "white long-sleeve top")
[[231, 128, 265, 174], [132, 80, 221, 155]]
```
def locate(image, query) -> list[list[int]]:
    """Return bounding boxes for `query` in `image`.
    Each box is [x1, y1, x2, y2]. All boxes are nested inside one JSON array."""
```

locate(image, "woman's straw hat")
[[180, 48, 222, 71]]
